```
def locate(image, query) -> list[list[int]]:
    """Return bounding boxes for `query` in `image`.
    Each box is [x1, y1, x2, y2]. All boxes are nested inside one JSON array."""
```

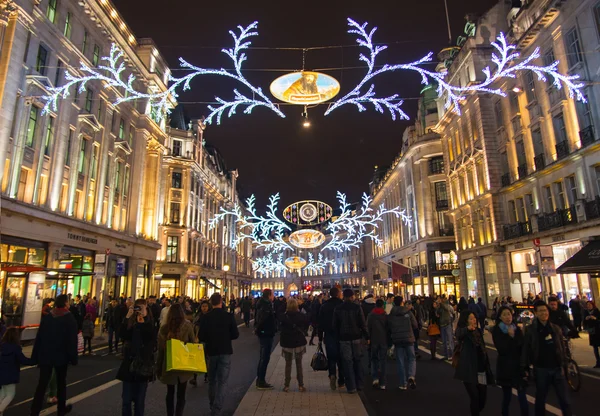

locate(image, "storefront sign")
[[552, 235, 566, 242], [541, 260, 556, 277], [528, 264, 540, 278], [94, 264, 106, 276], [116, 262, 125, 276], [67, 233, 98, 245], [540, 246, 554, 259], [95, 253, 106, 264], [514, 243, 524, 249], [451, 269, 460, 277]]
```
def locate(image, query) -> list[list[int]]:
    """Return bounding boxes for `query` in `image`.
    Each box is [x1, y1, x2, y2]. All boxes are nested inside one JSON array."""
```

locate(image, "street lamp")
[[222, 264, 230, 298]]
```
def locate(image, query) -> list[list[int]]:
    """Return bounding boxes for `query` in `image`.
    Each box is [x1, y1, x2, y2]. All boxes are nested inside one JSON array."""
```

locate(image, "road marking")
[[237, 318, 254, 328], [417, 345, 562, 415], [39, 380, 121, 415], [21, 345, 111, 371]]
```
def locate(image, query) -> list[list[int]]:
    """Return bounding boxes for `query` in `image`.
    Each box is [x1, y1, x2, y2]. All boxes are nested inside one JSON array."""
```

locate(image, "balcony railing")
[[436, 199, 449, 211], [439, 227, 454, 237], [537, 206, 577, 232], [517, 164, 528, 179], [502, 221, 531, 240], [534, 153, 545, 171], [584, 197, 600, 220], [555, 141, 569, 160], [501, 173, 511, 187], [580, 125, 595, 148]]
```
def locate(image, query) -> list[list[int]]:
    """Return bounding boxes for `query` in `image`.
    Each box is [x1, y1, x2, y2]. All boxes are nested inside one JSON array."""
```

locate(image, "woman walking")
[[491, 306, 528, 416], [0, 328, 35, 413], [454, 311, 494, 416], [190, 300, 212, 386], [117, 302, 155, 416], [428, 300, 442, 360], [279, 299, 309, 392], [157, 303, 195, 416], [583, 300, 600, 368]]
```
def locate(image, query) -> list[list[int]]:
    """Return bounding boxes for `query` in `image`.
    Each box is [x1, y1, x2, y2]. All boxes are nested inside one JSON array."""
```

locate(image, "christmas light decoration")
[[41, 22, 285, 124], [304, 253, 335, 273], [252, 253, 288, 276], [321, 192, 412, 253], [209, 193, 292, 253], [324, 18, 586, 119]]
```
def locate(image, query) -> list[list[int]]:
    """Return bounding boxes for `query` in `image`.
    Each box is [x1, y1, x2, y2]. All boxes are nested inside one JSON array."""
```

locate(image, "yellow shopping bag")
[[165, 339, 207, 373]]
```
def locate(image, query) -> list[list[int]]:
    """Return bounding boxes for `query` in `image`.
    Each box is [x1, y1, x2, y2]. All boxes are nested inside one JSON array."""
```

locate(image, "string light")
[[304, 253, 335, 273], [253, 253, 288, 276]]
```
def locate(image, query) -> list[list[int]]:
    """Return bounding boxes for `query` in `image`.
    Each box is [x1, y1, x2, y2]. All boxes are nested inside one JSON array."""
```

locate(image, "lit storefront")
[[551, 241, 592, 301], [509, 249, 541, 302], [465, 259, 477, 298], [482, 256, 499, 306]]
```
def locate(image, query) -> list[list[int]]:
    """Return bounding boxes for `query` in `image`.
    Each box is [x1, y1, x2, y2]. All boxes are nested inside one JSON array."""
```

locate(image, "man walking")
[[333, 289, 368, 394], [254, 289, 277, 389], [388, 297, 418, 390], [30, 294, 78, 416], [522, 301, 572, 416], [437, 295, 455, 361], [199, 293, 239, 416], [318, 287, 345, 390], [367, 299, 388, 389]]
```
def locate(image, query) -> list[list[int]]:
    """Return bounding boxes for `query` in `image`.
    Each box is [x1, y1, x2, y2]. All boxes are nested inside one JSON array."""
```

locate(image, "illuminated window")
[[46, 0, 57, 23], [43, 116, 54, 156], [171, 202, 180, 223], [17, 168, 28, 200], [25, 106, 38, 147], [565, 27, 583, 68], [166, 236, 179, 263], [64, 12, 72, 39]]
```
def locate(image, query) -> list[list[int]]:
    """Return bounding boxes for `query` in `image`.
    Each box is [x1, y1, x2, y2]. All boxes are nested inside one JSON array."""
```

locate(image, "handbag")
[[451, 342, 462, 368], [427, 323, 441, 336], [165, 339, 207, 373], [310, 342, 328, 371], [130, 355, 155, 378]]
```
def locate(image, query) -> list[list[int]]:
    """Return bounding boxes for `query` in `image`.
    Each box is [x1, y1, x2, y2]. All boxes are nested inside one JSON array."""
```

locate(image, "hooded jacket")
[[388, 305, 418, 345], [361, 297, 376, 318], [366, 307, 388, 347], [32, 307, 78, 367]]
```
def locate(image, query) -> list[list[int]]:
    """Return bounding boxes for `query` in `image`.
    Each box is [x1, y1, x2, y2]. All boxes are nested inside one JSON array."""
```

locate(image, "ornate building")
[[0, 0, 172, 336], [155, 106, 253, 299], [370, 85, 458, 297]]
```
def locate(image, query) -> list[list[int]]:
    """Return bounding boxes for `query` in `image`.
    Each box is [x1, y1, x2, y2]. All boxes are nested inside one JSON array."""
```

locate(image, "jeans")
[[0, 383, 16, 412], [283, 350, 304, 387], [108, 327, 120, 352], [370, 344, 387, 386], [166, 382, 187, 416], [122, 381, 148, 416], [31, 365, 68, 416], [257, 336, 274, 384], [208, 354, 231, 416], [339, 340, 364, 392], [534, 367, 571, 416], [394, 344, 416, 387], [323, 333, 345, 385], [441, 324, 454, 359], [464, 382, 487, 416], [501, 385, 528, 416]]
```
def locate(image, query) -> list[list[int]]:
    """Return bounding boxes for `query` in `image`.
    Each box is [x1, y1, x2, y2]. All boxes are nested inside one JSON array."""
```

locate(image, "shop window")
[[465, 259, 477, 298], [2, 277, 26, 326], [483, 256, 499, 306], [167, 236, 179, 263]]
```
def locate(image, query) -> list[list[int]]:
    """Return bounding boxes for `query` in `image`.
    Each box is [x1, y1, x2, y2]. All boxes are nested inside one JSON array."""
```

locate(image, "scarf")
[[498, 322, 516, 334]]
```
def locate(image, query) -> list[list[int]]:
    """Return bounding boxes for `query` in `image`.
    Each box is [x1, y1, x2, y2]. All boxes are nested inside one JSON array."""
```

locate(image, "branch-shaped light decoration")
[[252, 253, 288, 276], [304, 253, 335, 273], [321, 192, 412, 253], [325, 18, 586, 119], [209, 194, 292, 253], [41, 22, 285, 124]]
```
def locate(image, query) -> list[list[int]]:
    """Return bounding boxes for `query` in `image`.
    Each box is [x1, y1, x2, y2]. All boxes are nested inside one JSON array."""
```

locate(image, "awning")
[[391, 261, 412, 280], [556, 240, 600, 274], [201, 277, 221, 290]]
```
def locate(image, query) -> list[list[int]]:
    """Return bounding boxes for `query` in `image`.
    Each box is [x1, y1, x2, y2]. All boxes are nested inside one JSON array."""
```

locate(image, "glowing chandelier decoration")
[[304, 253, 335, 273], [41, 18, 585, 124]]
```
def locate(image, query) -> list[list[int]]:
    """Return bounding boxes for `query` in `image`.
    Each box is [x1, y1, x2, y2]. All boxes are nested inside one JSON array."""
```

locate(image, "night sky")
[[112, 0, 497, 208]]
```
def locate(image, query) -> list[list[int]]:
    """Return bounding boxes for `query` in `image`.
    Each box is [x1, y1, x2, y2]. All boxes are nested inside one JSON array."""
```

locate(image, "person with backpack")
[[254, 289, 277, 390], [388, 297, 418, 390], [0, 327, 35, 413], [367, 299, 388, 389], [279, 299, 309, 393]]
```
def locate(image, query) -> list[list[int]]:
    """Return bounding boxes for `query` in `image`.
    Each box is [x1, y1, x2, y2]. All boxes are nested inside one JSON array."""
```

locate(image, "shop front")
[[159, 274, 180, 298], [509, 248, 541, 301], [464, 258, 478, 298], [57, 247, 95, 297]]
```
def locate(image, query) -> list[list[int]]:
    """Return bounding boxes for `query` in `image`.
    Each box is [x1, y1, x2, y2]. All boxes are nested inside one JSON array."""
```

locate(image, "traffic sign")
[[533, 238, 541, 247]]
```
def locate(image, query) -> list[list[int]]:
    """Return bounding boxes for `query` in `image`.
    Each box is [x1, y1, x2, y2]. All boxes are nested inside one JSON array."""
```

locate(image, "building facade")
[[0, 0, 171, 336], [435, 0, 600, 305], [155, 108, 253, 300], [370, 86, 458, 298]]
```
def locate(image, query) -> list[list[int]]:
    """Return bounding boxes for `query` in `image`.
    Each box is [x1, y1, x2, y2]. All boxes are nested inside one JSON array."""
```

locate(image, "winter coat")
[[388, 306, 418, 346], [318, 297, 343, 338], [86, 303, 97, 321], [0, 342, 35, 385], [116, 318, 155, 383], [198, 308, 239, 356], [454, 327, 494, 385], [309, 301, 321, 325], [241, 299, 252, 315], [437, 301, 454, 327], [361, 297, 376, 319], [254, 297, 277, 338], [157, 320, 196, 385], [583, 308, 600, 346], [521, 319, 566, 370], [32, 308, 78, 367], [332, 300, 368, 341], [491, 324, 525, 387], [366, 307, 388, 347], [82, 319, 95, 338], [279, 311, 309, 349]]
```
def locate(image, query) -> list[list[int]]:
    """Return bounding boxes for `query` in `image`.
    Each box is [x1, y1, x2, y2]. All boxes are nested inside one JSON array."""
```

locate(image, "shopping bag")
[[77, 332, 84, 354], [310, 342, 328, 371], [165, 339, 207, 373], [427, 323, 441, 336]]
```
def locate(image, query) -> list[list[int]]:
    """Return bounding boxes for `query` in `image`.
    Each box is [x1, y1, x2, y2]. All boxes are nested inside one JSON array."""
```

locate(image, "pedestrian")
[[308, 294, 322, 346], [241, 296, 252, 328], [279, 298, 309, 393], [477, 298, 487, 331], [333, 289, 368, 394], [82, 313, 95, 355], [116, 302, 155, 416], [191, 300, 212, 386], [157, 303, 195, 416], [199, 293, 239, 416], [583, 300, 600, 368], [159, 298, 171, 327], [318, 287, 345, 391], [254, 289, 277, 390], [0, 327, 35, 413], [427, 300, 442, 360], [384, 293, 394, 315], [569, 295, 583, 332], [454, 311, 494, 416], [30, 294, 78, 416], [388, 297, 418, 390], [361, 294, 376, 318], [491, 306, 528, 416], [521, 300, 571, 416], [438, 295, 455, 361], [367, 298, 388, 389]]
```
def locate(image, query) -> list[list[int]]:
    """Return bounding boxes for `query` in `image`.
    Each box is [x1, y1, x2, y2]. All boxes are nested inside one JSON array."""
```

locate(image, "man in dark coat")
[[308, 294, 322, 345], [318, 287, 345, 390], [241, 296, 253, 328], [30, 294, 78, 416], [254, 289, 277, 389]]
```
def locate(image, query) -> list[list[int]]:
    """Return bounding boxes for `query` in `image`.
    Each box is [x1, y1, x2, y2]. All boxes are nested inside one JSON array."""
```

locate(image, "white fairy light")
[[324, 18, 586, 119], [304, 253, 335, 273], [321, 192, 412, 253], [41, 22, 285, 124], [253, 253, 288, 276]]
